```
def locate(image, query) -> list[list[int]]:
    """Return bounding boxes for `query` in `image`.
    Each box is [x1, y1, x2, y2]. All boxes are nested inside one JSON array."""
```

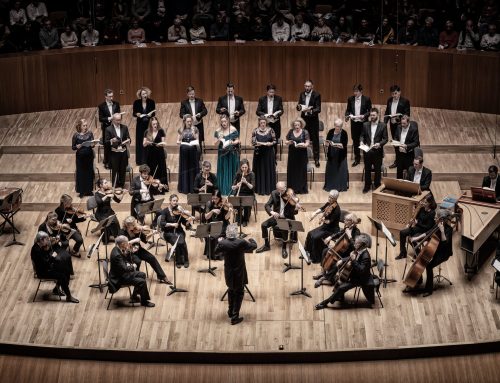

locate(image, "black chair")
[[354, 258, 384, 308], [102, 260, 138, 310], [85, 196, 99, 236], [154, 216, 170, 257], [31, 260, 61, 302]]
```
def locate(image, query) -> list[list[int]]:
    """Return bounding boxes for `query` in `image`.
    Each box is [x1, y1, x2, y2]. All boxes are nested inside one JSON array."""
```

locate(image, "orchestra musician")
[[231, 159, 255, 227], [405, 156, 432, 191], [132, 86, 155, 165], [216, 82, 245, 133], [129, 164, 166, 224], [119, 216, 171, 284], [216, 223, 257, 325], [256, 182, 302, 258], [94, 178, 123, 243], [297, 80, 321, 167], [396, 194, 437, 260], [31, 231, 79, 303], [393, 115, 420, 180], [305, 190, 341, 263], [403, 209, 454, 297], [384, 85, 411, 169], [109, 235, 155, 307], [193, 160, 218, 195], [344, 84, 372, 167], [98, 89, 120, 169], [482, 165, 500, 200], [158, 194, 194, 268], [55, 194, 86, 258], [313, 213, 361, 287], [256, 84, 284, 158], [360, 108, 388, 193], [204, 190, 233, 260], [105, 113, 131, 189], [315, 233, 373, 310], [180, 86, 208, 147]]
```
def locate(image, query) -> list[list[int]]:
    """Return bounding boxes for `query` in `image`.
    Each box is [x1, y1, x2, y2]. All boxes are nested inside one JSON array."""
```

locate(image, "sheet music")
[[390, 140, 403, 147], [381, 222, 396, 246], [359, 144, 372, 153], [492, 259, 500, 272], [81, 140, 100, 147]]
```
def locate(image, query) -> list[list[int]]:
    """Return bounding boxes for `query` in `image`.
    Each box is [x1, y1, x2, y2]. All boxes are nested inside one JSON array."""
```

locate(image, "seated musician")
[[396, 194, 437, 259], [403, 209, 454, 297], [313, 213, 361, 287], [304, 189, 341, 263], [482, 165, 500, 201], [38, 212, 74, 277], [193, 161, 218, 195], [119, 216, 171, 285], [109, 235, 155, 308], [158, 194, 194, 268], [94, 178, 123, 243], [31, 231, 79, 303], [230, 158, 255, 227], [55, 194, 85, 258], [256, 181, 302, 258], [129, 164, 166, 224], [394, 115, 420, 180], [315, 233, 373, 310], [204, 190, 233, 260], [405, 156, 432, 191]]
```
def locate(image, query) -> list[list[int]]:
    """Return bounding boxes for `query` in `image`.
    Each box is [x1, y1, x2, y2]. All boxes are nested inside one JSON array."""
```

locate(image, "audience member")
[[398, 19, 418, 45], [480, 23, 499, 51], [81, 23, 99, 47], [457, 19, 479, 50], [439, 20, 459, 49], [354, 18, 375, 43], [311, 17, 333, 42], [231, 13, 250, 40], [291, 14, 310, 41], [250, 15, 270, 40], [26, 1, 48, 24], [417, 17, 439, 47], [189, 18, 207, 41], [127, 18, 145, 44], [271, 14, 290, 42], [375, 17, 395, 44], [168, 17, 188, 42], [210, 13, 229, 40], [39, 17, 58, 49], [60, 25, 78, 48], [131, 0, 151, 24]]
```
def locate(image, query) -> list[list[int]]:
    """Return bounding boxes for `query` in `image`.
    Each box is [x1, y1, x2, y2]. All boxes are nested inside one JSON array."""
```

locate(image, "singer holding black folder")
[[72, 118, 95, 197]]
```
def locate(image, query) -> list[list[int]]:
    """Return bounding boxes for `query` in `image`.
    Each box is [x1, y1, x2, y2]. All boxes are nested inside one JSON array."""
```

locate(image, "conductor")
[[216, 224, 257, 325]]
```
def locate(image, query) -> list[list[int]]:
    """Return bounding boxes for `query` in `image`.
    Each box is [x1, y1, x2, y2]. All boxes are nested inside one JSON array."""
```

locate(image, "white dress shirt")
[[305, 92, 311, 106], [228, 95, 236, 121], [107, 102, 114, 118], [391, 99, 399, 115], [370, 123, 378, 144], [267, 97, 274, 114], [413, 169, 422, 184]]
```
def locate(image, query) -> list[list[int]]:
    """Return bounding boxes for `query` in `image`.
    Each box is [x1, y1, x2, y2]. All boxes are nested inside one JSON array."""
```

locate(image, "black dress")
[[286, 129, 309, 194], [133, 98, 156, 165], [324, 129, 349, 192], [72, 131, 95, 195], [178, 128, 200, 194], [144, 128, 168, 186], [252, 128, 276, 195]]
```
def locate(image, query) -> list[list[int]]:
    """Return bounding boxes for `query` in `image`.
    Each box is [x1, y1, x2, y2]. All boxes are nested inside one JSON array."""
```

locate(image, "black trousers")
[[396, 150, 415, 179], [132, 246, 166, 280], [399, 226, 420, 254], [350, 121, 364, 162], [389, 122, 399, 156], [305, 226, 330, 263], [424, 254, 450, 292], [101, 125, 111, 165], [120, 271, 150, 304], [304, 116, 319, 161], [363, 149, 383, 189], [261, 216, 297, 245], [232, 119, 241, 133], [318, 281, 359, 305], [110, 151, 128, 188], [164, 232, 189, 263], [227, 285, 244, 317], [70, 230, 84, 252], [40, 269, 72, 297], [196, 122, 205, 143]]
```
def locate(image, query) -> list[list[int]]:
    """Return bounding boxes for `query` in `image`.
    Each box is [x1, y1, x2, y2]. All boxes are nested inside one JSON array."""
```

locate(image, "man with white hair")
[[216, 224, 257, 325], [105, 113, 131, 188]]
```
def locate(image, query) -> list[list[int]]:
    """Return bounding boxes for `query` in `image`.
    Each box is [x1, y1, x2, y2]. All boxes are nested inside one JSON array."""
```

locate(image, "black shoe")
[[315, 302, 328, 310], [78, 193, 84, 198], [231, 316, 244, 325], [242, 221, 247, 227], [256, 245, 270, 253], [395, 253, 407, 260], [129, 295, 140, 303], [85, 192, 94, 196], [389, 162, 397, 169], [315, 160, 320, 168], [282, 247, 288, 259], [142, 301, 155, 307], [362, 188, 370, 194], [176, 263, 182, 269], [422, 291, 433, 297], [158, 278, 173, 285], [312, 274, 323, 280], [184, 260, 189, 268], [52, 287, 65, 297], [66, 296, 79, 303], [104, 163, 110, 170], [352, 160, 360, 167], [417, 277, 423, 286]]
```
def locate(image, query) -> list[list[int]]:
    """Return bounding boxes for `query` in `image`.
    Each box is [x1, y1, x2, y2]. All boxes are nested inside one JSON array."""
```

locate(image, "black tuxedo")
[[384, 97, 411, 157], [216, 94, 245, 132], [360, 121, 388, 189], [406, 166, 432, 191], [129, 175, 160, 221], [180, 97, 208, 142], [482, 176, 500, 200], [261, 190, 298, 245], [394, 122, 420, 179], [54, 205, 85, 253], [298, 90, 321, 161], [105, 123, 131, 188], [345, 95, 372, 162], [98, 101, 120, 165], [256, 95, 284, 139]]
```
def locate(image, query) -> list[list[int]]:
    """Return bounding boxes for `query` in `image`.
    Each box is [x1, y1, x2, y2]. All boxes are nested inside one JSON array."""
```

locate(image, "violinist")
[[256, 182, 302, 259], [105, 113, 131, 189], [31, 231, 79, 303], [231, 159, 255, 227], [55, 194, 86, 258], [193, 161, 218, 195], [158, 194, 194, 268], [313, 213, 361, 287], [119, 216, 171, 285], [129, 164, 166, 224], [204, 190, 233, 260], [404, 209, 454, 297], [304, 190, 341, 263], [315, 233, 372, 310], [94, 178, 122, 243], [396, 194, 437, 260]]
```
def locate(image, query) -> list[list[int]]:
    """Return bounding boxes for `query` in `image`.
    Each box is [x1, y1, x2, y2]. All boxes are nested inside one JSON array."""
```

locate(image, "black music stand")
[[220, 285, 256, 302], [228, 195, 254, 238], [1, 188, 24, 247], [88, 232, 106, 292], [368, 216, 397, 288], [136, 197, 164, 225], [187, 193, 211, 220], [276, 219, 304, 273], [290, 240, 312, 298], [166, 236, 188, 296], [90, 214, 116, 262], [195, 221, 223, 277]]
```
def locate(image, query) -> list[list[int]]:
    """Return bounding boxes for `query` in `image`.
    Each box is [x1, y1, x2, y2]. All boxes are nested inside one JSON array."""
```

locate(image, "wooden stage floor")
[[0, 103, 498, 353]]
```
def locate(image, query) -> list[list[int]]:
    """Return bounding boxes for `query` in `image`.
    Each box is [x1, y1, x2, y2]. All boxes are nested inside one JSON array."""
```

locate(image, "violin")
[[104, 187, 128, 197], [49, 221, 72, 234], [172, 205, 198, 221], [143, 175, 168, 191], [319, 201, 338, 224], [65, 206, 88, 219], [282, 188, 306, 212]]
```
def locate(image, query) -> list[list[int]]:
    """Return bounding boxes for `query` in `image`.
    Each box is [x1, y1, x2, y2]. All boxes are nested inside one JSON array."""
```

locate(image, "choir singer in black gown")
[[285, 118, 310, 194], [133, 86, 155, 165], [72, 118, 95, 197], [252, 117, 276, 195], [324, 118, 349, 192], [177, 115, 200, 194], [143, 117, 169, 190]]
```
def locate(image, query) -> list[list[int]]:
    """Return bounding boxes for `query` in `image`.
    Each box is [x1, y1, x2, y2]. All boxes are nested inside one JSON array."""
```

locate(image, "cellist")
[[315, 233, 372, 310], [403, 209, 454, 297]]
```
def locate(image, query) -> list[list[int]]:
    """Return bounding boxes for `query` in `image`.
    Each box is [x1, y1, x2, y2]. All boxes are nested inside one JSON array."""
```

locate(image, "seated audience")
[[168, 17, 188, 42], [81, 23, 99, 47], [291, 14, 310, 41], [39, 18, 58, 49], [417, 17, 439, 47], [480, 23, 500, 51], [60, 25, 78, 48], [457, 19, 479, 50], [127, 18, 145, 44], [271, 14, 290, 42], [439, 20, 459, 49]]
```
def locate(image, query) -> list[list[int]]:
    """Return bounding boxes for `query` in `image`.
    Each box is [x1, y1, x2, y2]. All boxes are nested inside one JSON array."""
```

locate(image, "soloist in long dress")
[[215, 129, 240, 196], [178, 128, 200, 194], [286, 128, 309, 194], [72, 131, 95, 196], [252, 127, 276, 195]]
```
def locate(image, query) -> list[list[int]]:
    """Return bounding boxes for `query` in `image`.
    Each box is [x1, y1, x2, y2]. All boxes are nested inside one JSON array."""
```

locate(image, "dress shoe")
[[184, 260, 190, 268], [78, 193, 84, 198], [315, 302, 328, 310], [422, 291, 433, 297], [362, 188, 370, 194], [129, 295, 140, 303], [256, 245, 270, 253], [312, 274, 323, 280], [282, 247, 288, 259], [176, 263, 182, 269], [104, 163, 110, 170], [315, 160, 320, 168], [158, 278, 173, 285], [389, 162, 397, 169], [52, 287, 65, 296], [395, 253, 407, 260], [231, 316, 244, 325], [66, 296, 79, 303], [71, 250, 81, 258], [352, 160, 360, 167], [142, 301, 155, 308], [242, 221, 247, 227], [417, 277, 423, 286]]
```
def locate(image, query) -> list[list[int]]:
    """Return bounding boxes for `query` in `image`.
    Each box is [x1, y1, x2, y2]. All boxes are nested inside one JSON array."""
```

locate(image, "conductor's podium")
[[371, 177, 430, 235]]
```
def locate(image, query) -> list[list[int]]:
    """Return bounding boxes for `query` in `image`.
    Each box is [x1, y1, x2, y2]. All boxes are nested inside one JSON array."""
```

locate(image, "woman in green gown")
[[214, 114, 240, 196]]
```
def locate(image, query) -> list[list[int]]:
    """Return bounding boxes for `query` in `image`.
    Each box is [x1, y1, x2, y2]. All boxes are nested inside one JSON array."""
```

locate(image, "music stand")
[[90, 214, 116, 262], [166, 236, 188, 296], [136, 197, 164, 224], [1, 188, 24, 247], [88, 232, 106, 292], [220, 285, 256, 302], [368, 216, 397, 288], [187, 193, 211, 220], [228, 195, 254, 238], [194, 221, 223, 277], [290, 240, 312, 298], [276, 219, 304, 273]]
